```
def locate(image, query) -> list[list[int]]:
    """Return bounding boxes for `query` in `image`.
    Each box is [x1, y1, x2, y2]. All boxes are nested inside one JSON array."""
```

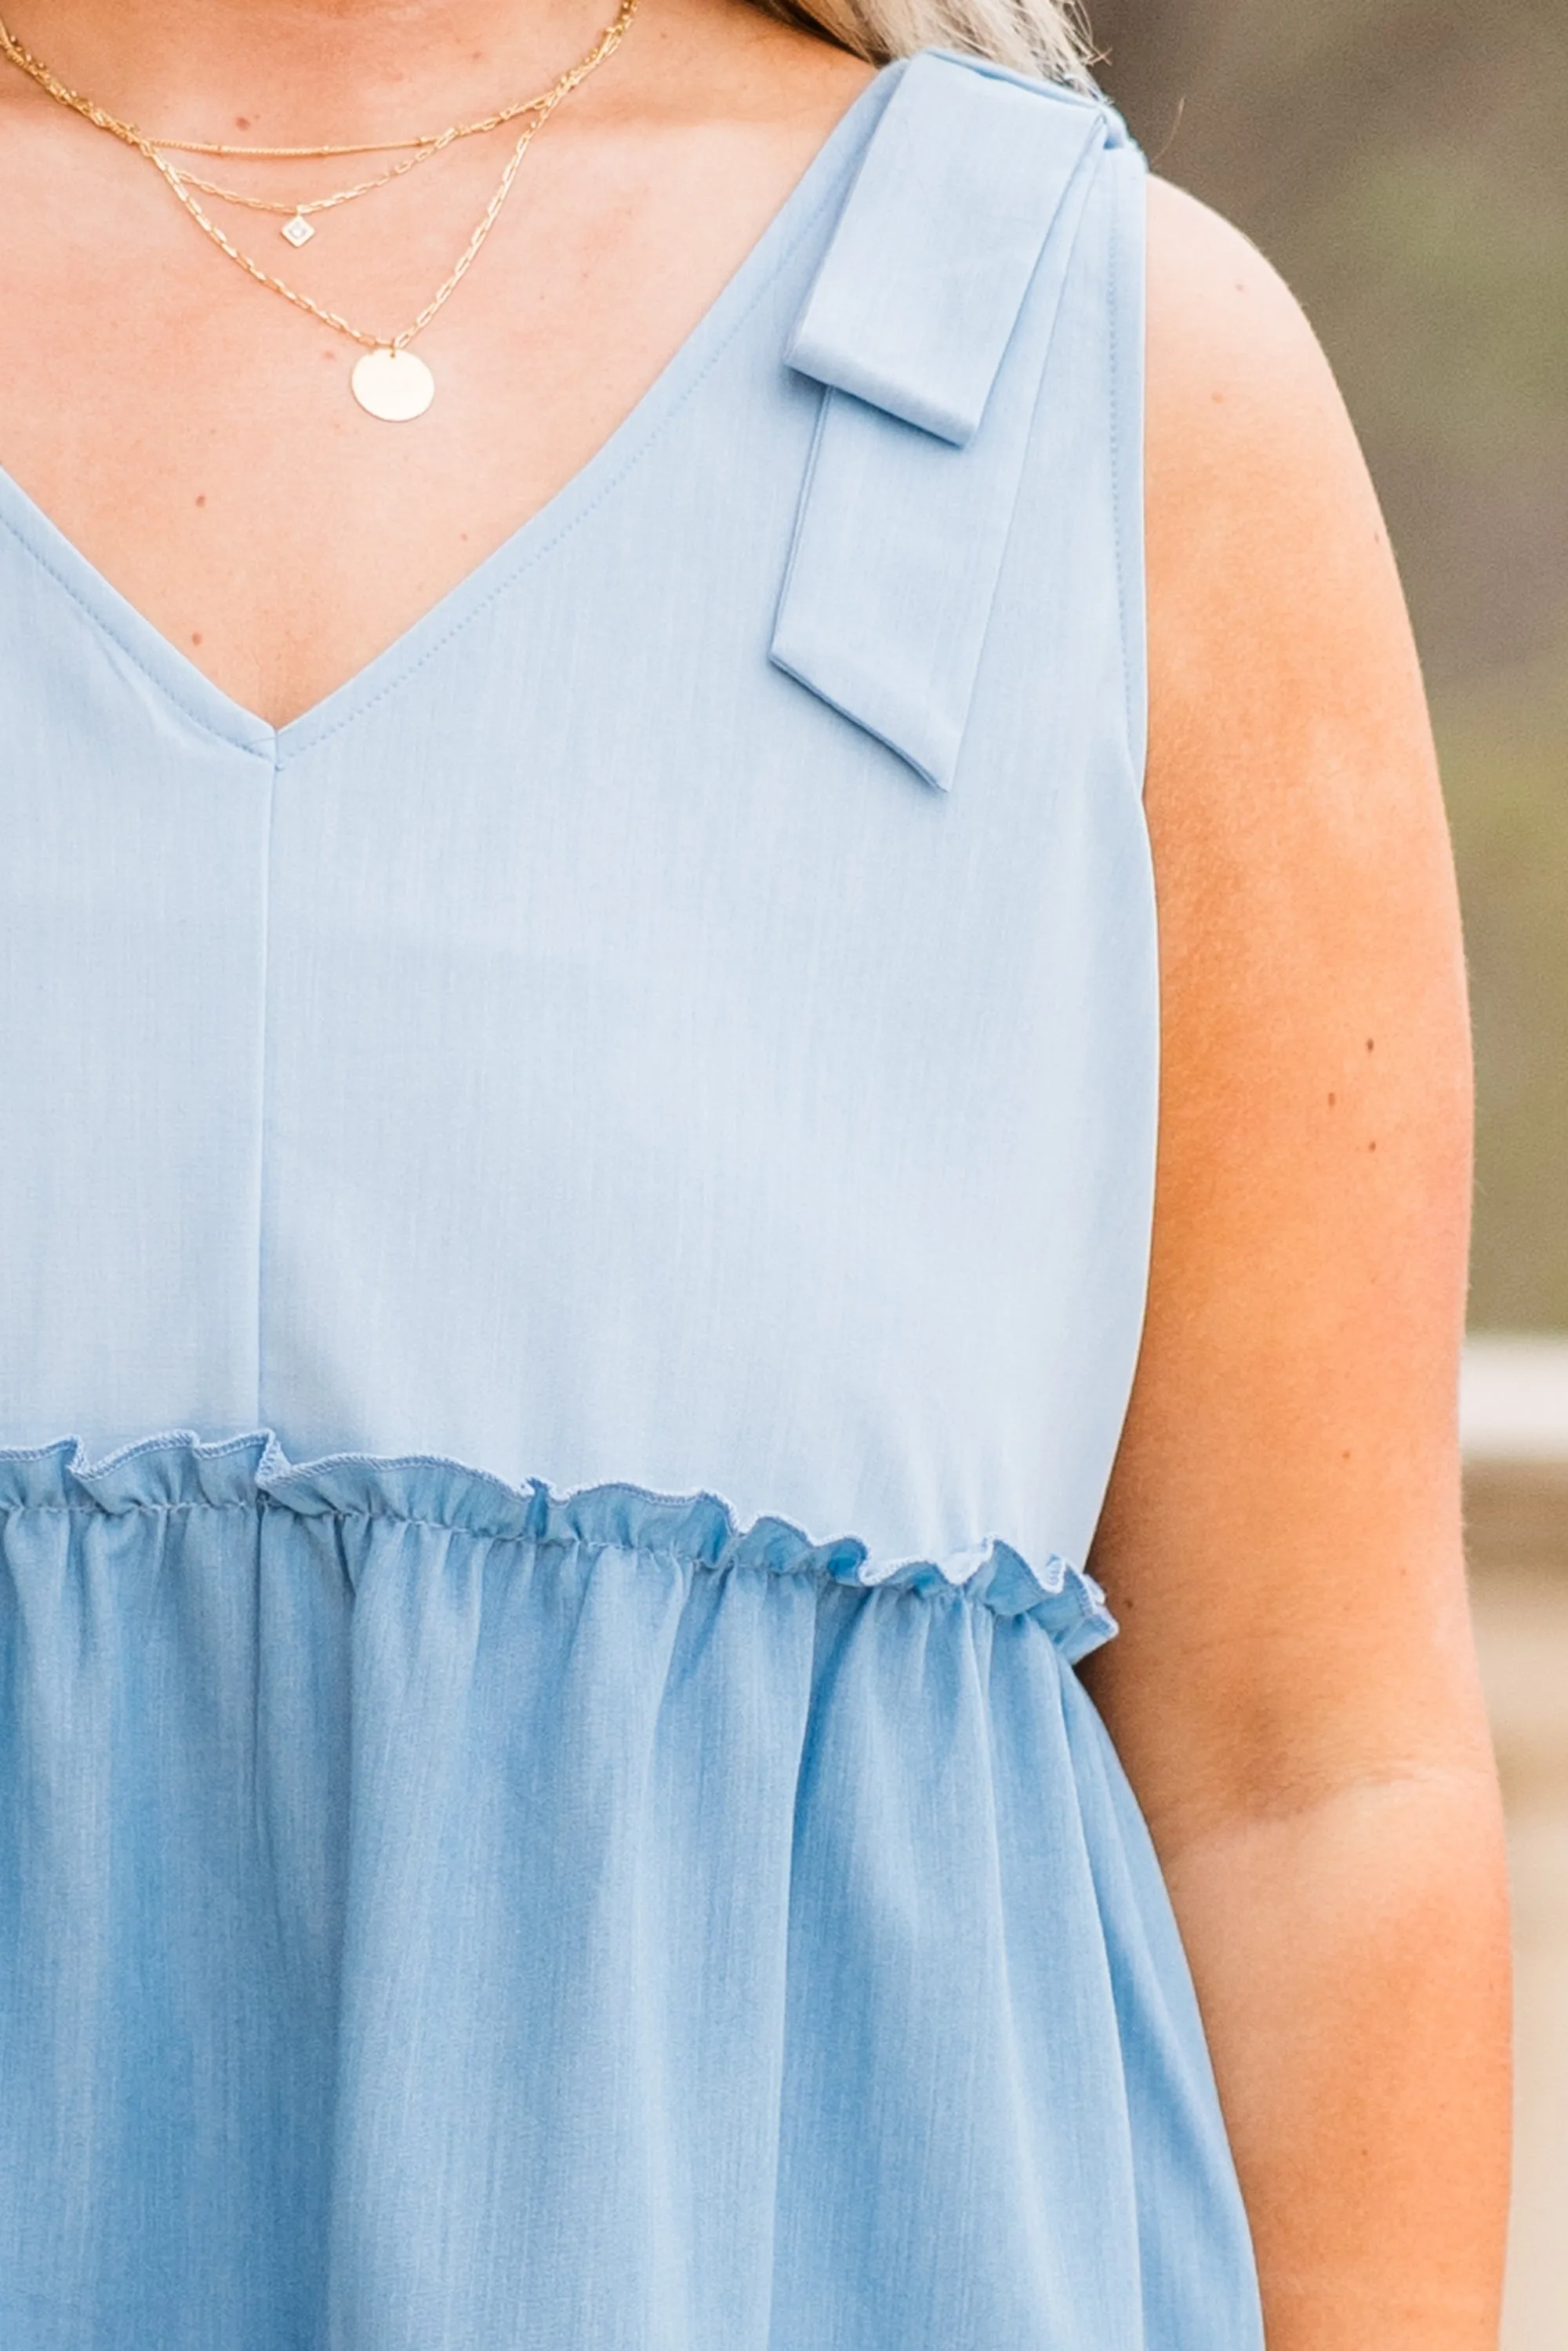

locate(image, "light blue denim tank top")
[[0, 53, 1264, 2351]]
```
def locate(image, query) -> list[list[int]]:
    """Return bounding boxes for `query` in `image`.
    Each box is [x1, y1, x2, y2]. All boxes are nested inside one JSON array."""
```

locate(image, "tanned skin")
[[0, 6, 1510, 2342]]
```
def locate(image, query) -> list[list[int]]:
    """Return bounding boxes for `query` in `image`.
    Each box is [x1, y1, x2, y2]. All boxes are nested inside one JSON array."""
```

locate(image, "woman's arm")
[[1082, 179, 1512, 2349]]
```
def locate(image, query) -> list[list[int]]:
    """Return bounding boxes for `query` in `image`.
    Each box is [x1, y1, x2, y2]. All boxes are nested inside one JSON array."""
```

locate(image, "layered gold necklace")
[[0, 2, 639, 419]]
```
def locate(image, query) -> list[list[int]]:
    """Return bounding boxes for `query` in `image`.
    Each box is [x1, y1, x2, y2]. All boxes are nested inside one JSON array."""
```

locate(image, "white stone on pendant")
[[281, 212, 315, 247]]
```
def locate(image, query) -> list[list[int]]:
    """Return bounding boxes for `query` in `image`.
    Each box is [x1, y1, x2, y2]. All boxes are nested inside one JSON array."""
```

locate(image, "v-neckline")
[[0, 66, 895, 767]]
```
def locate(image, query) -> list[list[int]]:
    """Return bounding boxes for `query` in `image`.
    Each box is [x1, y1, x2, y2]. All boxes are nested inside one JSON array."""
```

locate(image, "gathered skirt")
[[0, 1431, 1260, 2350]]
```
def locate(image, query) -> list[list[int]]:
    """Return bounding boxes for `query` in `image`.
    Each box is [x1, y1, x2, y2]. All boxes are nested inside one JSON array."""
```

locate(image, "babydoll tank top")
[[0, 52, 1265, 2351]]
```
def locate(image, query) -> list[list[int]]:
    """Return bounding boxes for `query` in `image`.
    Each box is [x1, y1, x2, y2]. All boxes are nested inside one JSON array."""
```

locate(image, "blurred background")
[[1082, 4, 1566, 2338]]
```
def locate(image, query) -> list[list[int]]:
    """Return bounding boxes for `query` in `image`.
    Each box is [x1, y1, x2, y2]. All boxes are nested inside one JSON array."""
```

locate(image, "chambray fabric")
[[0, 52, 1265, 2350]]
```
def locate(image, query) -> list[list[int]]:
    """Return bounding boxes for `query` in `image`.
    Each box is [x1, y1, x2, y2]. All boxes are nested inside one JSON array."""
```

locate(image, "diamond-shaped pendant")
[[281, 213, 314, 247]]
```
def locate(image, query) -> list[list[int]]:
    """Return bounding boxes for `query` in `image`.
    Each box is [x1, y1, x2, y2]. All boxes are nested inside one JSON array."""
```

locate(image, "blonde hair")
[[748, 0, 1091, 85]]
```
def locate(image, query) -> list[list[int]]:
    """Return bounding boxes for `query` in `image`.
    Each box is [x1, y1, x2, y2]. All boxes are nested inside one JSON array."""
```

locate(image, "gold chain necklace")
[[0, 0, 638, 419], [176, 140, 467, 252], [0, 12, 602, 155], [0, 13, 615, 247]]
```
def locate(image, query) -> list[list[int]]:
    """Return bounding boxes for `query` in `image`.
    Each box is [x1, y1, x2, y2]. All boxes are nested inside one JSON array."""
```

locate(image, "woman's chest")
[[0, 89, 861, 727]]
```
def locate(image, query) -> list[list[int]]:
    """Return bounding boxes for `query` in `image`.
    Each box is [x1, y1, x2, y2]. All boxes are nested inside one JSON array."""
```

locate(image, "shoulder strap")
[[771, 53, 1133, 790]]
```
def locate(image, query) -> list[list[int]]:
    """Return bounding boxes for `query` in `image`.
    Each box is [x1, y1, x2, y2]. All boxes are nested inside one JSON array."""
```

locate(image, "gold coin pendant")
[[350, 346, 436, 423]]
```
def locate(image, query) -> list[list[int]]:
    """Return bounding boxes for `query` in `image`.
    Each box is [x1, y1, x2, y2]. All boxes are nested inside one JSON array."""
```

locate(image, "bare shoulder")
[[1144, 172, 1340, 421], [1141, 172, 1419, 770], [1137, 170, 1457, 1062]]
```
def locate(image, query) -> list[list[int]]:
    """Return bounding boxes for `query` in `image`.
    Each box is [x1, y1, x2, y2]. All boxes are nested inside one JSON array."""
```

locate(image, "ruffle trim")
[[0, 1431, 1116, 1660]]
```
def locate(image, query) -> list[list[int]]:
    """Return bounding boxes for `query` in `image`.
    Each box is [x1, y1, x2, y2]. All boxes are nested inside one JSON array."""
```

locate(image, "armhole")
[[1107, 140, 1150, 796]]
